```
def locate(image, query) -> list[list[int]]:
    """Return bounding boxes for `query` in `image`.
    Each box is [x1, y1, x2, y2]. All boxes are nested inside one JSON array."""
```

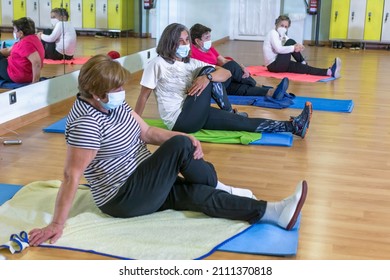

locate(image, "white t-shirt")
[[41, 21, 77, 56], [140, 56, 212, 130], [263, 29, 295, 66]]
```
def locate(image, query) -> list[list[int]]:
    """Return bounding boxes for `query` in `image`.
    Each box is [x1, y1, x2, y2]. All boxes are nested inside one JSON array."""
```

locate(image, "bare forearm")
[[142, 126, 186, 146], [51, 178, 79, 225]]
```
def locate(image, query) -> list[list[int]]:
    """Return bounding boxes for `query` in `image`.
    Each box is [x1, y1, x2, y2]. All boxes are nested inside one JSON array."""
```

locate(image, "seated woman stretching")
[[28, 54, 308, 246], [0, 17, 44, 84], [190, 23, 289, 99], [263, 15, 341, 78], [135, 23, 312, 138], [37, 8, 77, 60]]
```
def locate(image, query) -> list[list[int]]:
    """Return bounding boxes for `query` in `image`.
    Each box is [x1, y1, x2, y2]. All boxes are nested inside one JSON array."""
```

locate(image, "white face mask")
[[175, 44, 190, 59], [201, 40, 212, 51], [277, 27, 287, 36], [99, 90, 126, 110], [51, 18, 59, 27], [13, 32, 19, 41]]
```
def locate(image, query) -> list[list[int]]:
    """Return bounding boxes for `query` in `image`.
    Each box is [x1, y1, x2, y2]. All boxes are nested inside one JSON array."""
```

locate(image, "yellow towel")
[[0, 180, 250, 259]]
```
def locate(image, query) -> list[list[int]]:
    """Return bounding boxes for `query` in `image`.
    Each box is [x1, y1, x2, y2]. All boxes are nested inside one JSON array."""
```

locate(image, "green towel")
[[145, 119, 261, 145]]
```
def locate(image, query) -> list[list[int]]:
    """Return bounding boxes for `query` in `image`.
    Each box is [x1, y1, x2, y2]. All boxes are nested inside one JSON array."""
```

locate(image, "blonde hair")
[[78, 54, 129, 99]]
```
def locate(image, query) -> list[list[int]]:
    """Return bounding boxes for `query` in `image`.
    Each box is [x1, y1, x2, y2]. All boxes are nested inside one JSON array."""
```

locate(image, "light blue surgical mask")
[[201, 40, 212, 51], [99, 90, 125, 110], [176, 44, 190, 59], [13, 32, 20, 41]]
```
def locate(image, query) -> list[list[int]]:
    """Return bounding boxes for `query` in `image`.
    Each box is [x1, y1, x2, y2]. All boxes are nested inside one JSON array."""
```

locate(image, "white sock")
[[216, 181, 254, 198], [261, 200, 287, 223]]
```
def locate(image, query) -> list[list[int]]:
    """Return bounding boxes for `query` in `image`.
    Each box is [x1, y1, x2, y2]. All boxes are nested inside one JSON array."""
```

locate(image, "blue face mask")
[[99, 90, 125, 110], [176, 44, 190, 59], [201, 40, 212, 51]]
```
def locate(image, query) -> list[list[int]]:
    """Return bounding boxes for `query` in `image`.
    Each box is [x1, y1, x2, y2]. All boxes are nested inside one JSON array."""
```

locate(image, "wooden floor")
[[1, 37, 390, 260]]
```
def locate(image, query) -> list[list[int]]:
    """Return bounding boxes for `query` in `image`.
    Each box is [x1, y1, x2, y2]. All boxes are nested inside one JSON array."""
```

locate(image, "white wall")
[[0, 48, 158, 125], [155, 0, 231, 43]]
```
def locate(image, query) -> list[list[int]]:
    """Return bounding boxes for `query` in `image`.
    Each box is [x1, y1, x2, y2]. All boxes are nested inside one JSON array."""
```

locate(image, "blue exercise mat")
[[0, 77, 51, 89], [224, 95, 354, 112], [43, 117, 67, 133], [217, 214, 301, 256], [0, 184, 23, 206], [43, 117, 294, 147], [1, 183, 301, 257]]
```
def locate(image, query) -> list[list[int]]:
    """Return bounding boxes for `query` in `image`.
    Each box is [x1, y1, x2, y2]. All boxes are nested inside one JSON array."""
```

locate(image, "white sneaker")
[[277, 180, 308, 230]]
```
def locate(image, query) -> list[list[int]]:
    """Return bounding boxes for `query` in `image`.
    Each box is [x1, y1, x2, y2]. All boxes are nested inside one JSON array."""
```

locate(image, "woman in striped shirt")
[[29, 54, 308, 246]]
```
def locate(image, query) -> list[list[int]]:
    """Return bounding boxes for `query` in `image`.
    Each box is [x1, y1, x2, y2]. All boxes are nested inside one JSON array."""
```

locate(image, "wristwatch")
[[206, 73, 213, 81]]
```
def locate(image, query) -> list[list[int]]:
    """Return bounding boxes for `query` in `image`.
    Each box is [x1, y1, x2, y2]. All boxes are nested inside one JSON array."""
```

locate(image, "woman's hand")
[[28, 222, 65, 246], [294, 44, 305, 52], [188, 135, 204, 159], [187, 75, 209, 96], [241, 65, 250, 79]]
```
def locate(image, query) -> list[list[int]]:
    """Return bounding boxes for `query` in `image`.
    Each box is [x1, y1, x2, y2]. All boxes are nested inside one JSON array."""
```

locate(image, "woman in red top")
[[190, 23, 289, 99], [0, 17, 44, 84]]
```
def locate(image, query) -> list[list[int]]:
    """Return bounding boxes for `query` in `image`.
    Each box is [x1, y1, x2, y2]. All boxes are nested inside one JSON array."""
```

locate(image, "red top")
[[7, 35, 44, 83], [190, 45, 219, 65]]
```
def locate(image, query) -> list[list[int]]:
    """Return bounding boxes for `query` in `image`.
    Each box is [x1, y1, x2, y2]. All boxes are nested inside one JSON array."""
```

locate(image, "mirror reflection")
[[0, 0, 156, 78]]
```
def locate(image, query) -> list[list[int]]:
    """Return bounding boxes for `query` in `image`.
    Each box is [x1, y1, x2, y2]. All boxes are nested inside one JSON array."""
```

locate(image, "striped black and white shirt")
[[65, 95, 151, 207]]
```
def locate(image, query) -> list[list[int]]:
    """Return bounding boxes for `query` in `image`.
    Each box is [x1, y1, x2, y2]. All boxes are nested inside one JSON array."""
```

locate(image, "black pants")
[[223, 60, 270, 96], [267, 39, 328, 76], [99, 135, 266, 224], [172, 67, 293, 134], [0, 54, 12, 82]]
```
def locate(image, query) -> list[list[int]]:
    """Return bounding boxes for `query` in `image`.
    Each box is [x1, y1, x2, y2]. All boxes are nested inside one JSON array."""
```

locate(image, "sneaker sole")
[[300, 102, 313, 139], [334, 57, 342, 78], [286, 180, 308, 230], [273, 77, 289, 100]]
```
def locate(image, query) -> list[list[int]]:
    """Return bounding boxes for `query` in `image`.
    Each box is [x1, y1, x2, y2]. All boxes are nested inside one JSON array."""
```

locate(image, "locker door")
[[364, 0, 385, 40], [2, 0, 14, 26], [13, 0, 26, 20], [329, 0, 351, 40], [39, 1, 52, 28], [347, 0, 367, 40], [52, 0, 70, 10], [70, 0, 83, 29], [95, 0, 107, 29], [381, 0, 390, 41], [83, 0, 95, 28], [108, 0, 129, 30], [26, 1, 40, 27]]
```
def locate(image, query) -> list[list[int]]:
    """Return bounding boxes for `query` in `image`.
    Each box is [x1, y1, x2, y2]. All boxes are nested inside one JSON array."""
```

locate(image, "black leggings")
[[223, 60, 270, 96], [172, 67, 293, 134], [99, 135, 267, 224], [267, 39, 328, 76], [0, 54, 13, 82]]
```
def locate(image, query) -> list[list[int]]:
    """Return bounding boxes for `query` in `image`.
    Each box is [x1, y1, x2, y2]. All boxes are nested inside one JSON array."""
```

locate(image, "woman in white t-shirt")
[[135, 23, 312, 139], [37, 8, 77, 60], [263, 15, 341, 78]]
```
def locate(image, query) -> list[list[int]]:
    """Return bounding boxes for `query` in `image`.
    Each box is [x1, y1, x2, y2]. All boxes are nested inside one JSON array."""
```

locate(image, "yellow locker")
[[108, 0, 134, 30], [13, 0, 27, 20], [0, 4, 2, 26], [83, 0, 96, 28], [329, 0, 351, 40], [364, 0, 385, 40], [52, 0, 70, 11]]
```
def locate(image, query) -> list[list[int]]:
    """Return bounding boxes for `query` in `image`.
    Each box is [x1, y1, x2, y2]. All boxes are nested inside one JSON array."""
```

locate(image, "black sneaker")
[[272, 77, 289, 100], [291, 102, 312, 138]]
